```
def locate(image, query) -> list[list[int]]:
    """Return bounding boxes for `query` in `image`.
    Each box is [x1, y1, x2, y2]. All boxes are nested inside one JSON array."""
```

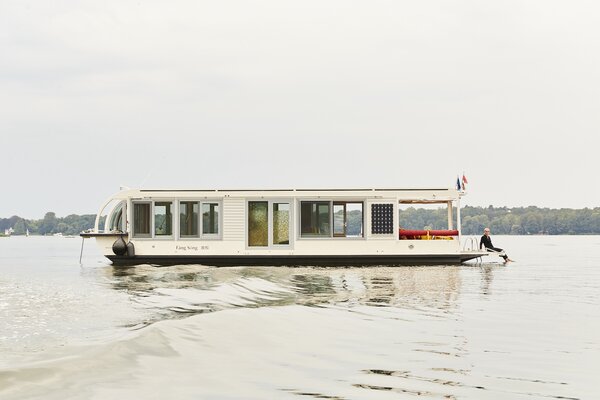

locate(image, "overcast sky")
[[1, 0, 599, 218]]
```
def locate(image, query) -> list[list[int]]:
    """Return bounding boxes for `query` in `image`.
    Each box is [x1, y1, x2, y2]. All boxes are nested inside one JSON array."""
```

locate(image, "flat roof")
[[139, 188, 453, 192]]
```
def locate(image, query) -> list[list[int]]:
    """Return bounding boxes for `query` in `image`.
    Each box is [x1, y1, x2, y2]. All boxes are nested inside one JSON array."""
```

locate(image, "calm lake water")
[[0, 235, 598, 399]]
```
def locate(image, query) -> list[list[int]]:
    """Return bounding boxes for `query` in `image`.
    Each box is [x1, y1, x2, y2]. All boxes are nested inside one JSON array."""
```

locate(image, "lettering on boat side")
[[176, 245, 209, 251]]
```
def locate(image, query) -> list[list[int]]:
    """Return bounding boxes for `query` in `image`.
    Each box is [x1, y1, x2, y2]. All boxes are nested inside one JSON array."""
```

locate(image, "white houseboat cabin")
[[81, 188, 487, 266]]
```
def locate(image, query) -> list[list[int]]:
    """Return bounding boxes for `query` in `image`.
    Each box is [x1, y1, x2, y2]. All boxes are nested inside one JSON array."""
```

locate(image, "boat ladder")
[[462, 236, 484, 263]]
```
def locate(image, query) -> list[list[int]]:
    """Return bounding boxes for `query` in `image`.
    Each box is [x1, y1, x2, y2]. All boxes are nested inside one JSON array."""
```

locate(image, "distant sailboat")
[[26, 229, 29, 237]]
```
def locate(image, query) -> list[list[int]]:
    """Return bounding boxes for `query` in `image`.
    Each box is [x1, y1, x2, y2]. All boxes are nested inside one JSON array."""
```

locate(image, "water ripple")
[[0, 236, 598, 400]]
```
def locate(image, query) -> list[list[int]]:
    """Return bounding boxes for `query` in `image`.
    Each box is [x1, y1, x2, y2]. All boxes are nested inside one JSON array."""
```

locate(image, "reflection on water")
[[1, 235, 597, 400], [479, 264, 495, 295], [105, 265, 463, 323], [68, 263, 585, 400]]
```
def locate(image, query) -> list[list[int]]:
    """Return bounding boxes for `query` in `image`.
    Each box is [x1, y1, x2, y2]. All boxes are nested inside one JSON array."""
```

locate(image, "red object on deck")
[[399, 229, 459, 237]]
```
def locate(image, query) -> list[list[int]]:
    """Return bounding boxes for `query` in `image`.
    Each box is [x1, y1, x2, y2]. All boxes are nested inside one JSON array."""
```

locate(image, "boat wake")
[[0, 264, 588, 400]]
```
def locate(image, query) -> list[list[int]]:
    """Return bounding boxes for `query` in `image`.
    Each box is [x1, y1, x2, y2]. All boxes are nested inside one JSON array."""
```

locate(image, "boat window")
[[108, 201, 124, 232], [154, 202, 173, 236], [133, 203, 151, 237], [300, 201, 331, 237], [248, 201, 268, 246], [333, 203, 345, 236], [273, 203, 290, 245], [180, 201, 199, 237], [346, 203, 364, 237], [333, 202, 363, 237], [202, 203, 220, 236]]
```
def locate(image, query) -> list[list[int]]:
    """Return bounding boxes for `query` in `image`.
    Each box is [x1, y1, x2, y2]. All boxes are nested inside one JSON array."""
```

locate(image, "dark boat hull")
[[107, 253, 485, 267]]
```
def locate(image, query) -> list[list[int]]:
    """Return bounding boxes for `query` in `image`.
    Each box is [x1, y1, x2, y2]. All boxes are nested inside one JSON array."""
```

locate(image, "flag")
[[456, 176, 461, 190], [462, 173, 468, 190]]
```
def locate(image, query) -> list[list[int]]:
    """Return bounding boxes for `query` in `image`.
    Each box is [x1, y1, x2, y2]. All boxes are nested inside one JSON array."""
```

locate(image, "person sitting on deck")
[[480, 228, 513, 262]]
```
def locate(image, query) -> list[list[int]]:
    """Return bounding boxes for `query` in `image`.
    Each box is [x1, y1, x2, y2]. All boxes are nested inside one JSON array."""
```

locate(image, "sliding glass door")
[[248, 201, 269, 247], [248, 201, 291, 247], [333, 201, 364, 238], [273, 203, 290, 245]]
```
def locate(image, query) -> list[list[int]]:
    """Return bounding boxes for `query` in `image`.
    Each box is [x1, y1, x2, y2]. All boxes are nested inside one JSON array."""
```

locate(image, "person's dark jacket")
[[480, 235, 494, 250]]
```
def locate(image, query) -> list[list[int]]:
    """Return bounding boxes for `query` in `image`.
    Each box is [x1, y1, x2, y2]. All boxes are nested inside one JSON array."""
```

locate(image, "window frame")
[[108, 200, 126, 233], [132, 201, 153, 238], [153, 200, 175, 239], [333, 201, 364, 238], [177, 199, 223, 240], [200, 201, 222, 239], [245, 199, 293, 249], [298, 199, 365, 239], [179, 200, 200, 239], [299, 200, 332, 238], [272, 201, 292, 246]]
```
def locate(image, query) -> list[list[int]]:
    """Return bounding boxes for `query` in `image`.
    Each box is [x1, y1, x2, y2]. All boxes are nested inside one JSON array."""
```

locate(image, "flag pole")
[[457, 196, 462, 242]]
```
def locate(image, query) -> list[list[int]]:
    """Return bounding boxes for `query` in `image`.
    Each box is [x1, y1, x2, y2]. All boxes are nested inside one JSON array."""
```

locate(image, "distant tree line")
[[399, 206, 600, 235], [0, 212, 103, 236], [1, 205, 600, 236]]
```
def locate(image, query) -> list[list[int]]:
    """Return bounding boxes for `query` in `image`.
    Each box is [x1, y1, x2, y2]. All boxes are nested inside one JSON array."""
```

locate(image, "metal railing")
[[461, 236, 484, 264]]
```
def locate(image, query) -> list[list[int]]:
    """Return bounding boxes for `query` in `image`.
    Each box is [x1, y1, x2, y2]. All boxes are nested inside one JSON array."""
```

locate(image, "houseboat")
[[81, 188, 487, 266]]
